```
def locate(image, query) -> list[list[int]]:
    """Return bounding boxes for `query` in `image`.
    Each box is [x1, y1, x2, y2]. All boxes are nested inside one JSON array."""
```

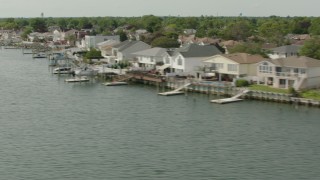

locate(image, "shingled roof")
[[221, 53, 265, 64], [270, 45, 301, 53], [175, 44, 222, 57], [132, 47, 167, 57], [267, 56, 320, 68]]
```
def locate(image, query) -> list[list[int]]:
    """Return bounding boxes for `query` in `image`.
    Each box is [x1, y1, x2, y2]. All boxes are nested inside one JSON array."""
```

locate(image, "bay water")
[[1, 49, 320, 180]]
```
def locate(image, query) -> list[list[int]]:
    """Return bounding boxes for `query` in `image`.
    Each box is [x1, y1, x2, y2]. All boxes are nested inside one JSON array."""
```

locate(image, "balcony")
[[194, 66, 217, 72], [275, 72, 304, 78]]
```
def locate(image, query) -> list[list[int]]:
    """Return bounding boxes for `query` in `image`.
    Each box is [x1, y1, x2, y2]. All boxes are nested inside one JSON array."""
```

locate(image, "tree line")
[[1, 15, 320, 59]]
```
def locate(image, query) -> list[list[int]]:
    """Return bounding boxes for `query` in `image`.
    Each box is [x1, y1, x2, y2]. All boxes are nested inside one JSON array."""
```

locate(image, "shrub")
[[236, 79, 249, 87]]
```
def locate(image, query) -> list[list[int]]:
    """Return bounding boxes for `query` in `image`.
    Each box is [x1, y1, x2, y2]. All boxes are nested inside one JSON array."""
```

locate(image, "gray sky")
[[0, 0, 319, 18]]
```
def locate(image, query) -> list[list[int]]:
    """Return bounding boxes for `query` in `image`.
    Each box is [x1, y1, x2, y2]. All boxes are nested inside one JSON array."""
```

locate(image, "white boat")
[[210, 98, 244, 104], [74, 67, 98, 76], [53, 67, 73, 74], [33, 52, 47, 58], [103, 81, 128, 86], [158, 91, 185, 96], [65, 76, 89, 82]]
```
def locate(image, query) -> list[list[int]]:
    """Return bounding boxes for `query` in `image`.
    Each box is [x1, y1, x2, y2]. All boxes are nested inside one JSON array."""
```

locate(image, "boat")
[[74, 67, 98, 76], [103, 81, 128, 86], [53, 67, 73, 74], [65, 76, 89, 82], [33, 52, 47, 58], [158, 91, 185, 96], [210, 98, 244, 104]]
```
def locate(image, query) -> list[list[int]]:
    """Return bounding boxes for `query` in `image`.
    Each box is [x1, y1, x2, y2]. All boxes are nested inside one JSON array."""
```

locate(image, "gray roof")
[[113, 40, 148, 51], [175, 44, 222, 57], [132, 47, 167, 57], [270, 45, 301, 53], [267, 56, 320, 68]]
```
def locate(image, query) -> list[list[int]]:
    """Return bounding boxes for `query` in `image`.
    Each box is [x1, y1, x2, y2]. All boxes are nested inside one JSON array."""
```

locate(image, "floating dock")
[[65, 76, 89, 83], [158, 83, 191, 96], [211, 89, 250, 104]]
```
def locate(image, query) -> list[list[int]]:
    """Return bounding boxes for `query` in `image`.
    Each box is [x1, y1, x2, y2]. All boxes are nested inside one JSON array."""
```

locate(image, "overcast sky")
[[0, 0, 319, 18]]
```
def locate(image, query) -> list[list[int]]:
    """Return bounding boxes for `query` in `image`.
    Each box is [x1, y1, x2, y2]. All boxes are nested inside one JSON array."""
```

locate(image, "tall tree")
[[221, 19, 253, 41], [151, 36, 180, 48], [141, 15, 163, 33], [299, 37, 320, 59], [308, 18, 320, 35], [30, 18, 47, 32], [258, 20, 289, 45]]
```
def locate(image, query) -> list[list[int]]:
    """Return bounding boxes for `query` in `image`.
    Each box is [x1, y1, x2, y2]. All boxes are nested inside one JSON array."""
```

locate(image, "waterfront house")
[[97, 40, 121, 63], [83, 35, 120, 50], [203, 53, 265, 81], [111, 40, 151, 62], [257, 56, 320, 90], [170, 44, 222, 77], [97, 40, 120, 56], [132, 47, 169, 70], [267, 45, 301, 59]]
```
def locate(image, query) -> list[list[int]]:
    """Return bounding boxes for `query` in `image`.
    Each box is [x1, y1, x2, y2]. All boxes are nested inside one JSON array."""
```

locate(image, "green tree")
[[30, 18, 47, 32], [299, 37, 320, 59], [290, 17, 311, 34], [141, 15, 163, 33], [308, 18, 320, 35], [85, 48, 103, 63], [222, 19, 253, 41], [116, 30, 128, 42], [229, 42, 268, 57], [151, 36, 180, 48], [21, 26, 33, 40], [258, 20, 288, 45], [57, 18, 68, 31]]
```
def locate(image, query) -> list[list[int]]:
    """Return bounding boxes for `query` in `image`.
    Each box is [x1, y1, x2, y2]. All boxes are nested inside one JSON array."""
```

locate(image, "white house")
[[203, 53, 265, 81], [132, 47, 169, 70], [267, 45, 301, 59], [170, 44, 222, 77], [111, 40, 151, 62], [83, 35, 120, 50], [257, 56, 320, 90]]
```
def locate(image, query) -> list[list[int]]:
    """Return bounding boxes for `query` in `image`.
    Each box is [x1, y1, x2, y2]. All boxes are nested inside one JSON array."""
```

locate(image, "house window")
[[259, 63, 272, 74], [227, 64, 238, 72], [165, 57, 170, 64], [300, 68, 306, 74], [150, 57, 154, 62], [177, 57, 183, 65], [215, 63, 223, 69]]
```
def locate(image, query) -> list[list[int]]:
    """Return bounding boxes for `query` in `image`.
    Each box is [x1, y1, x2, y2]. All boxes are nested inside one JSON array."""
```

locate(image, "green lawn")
[[301, 90, 320, 100], [248, 85, 289, 94], [249, 85, 320, 100]]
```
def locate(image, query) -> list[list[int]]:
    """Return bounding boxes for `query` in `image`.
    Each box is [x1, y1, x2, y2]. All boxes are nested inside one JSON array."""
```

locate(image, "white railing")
[[276, 72, 304, 78]]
